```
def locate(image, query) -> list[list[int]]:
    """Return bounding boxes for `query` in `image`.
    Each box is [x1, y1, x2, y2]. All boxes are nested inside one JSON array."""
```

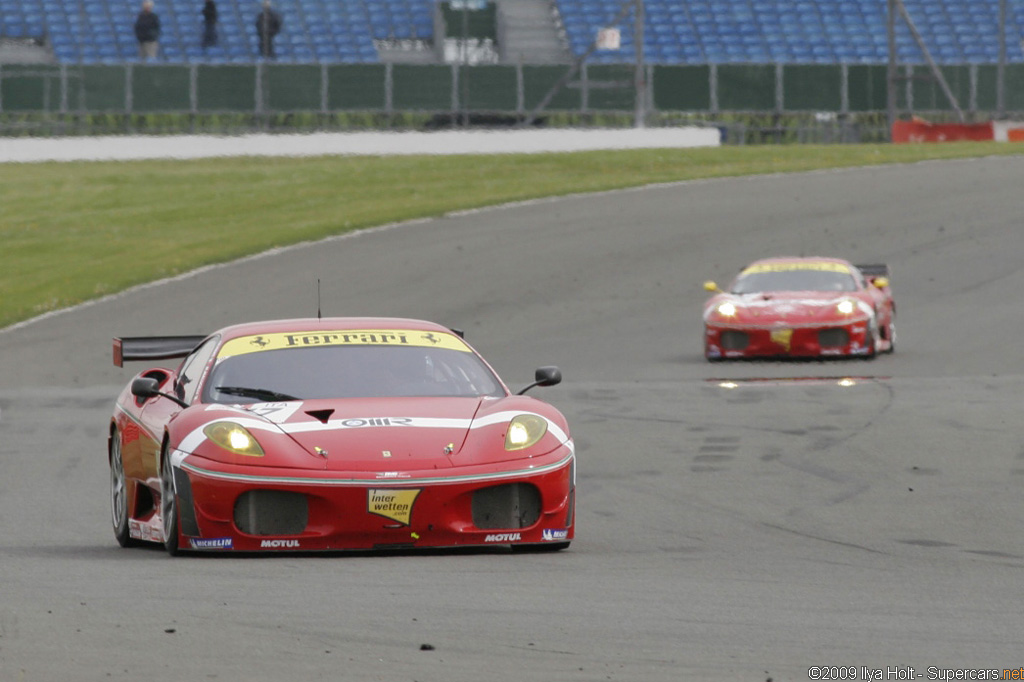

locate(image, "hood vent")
[[305, 408, 335, 424]]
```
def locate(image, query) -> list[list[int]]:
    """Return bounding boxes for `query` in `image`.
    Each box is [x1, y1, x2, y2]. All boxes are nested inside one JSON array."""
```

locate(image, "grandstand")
[[560, 0, 1024, 64], [0, 0, 431, 63], [0, 0, 1022, 66]]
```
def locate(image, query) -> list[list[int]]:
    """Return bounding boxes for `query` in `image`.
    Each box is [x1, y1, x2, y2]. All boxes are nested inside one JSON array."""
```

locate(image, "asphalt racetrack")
[[3, 151, 1024, 681]]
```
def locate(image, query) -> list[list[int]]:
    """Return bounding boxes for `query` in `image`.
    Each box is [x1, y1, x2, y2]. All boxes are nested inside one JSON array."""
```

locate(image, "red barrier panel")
[[892, 118, 994, 143]]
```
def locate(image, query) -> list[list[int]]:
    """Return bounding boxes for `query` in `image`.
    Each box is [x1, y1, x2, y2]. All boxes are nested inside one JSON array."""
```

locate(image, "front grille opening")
[[818, 328, 850, 348], [234, 490, 308, 536], [472, 483, 541, 530], [720, 331, 749, 351]]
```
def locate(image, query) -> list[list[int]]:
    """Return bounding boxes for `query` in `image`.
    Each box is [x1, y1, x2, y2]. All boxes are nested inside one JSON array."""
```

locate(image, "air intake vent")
[[818, 328, 850, 348], [720, 331, 749, 351], [472, 483, 541, 530], [234, 490, 308, 535], [306, 409, 334, 424]]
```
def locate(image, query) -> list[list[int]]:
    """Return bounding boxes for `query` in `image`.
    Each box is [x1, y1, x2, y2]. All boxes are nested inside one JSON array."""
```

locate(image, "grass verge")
[[1, 141, 1021, 330]]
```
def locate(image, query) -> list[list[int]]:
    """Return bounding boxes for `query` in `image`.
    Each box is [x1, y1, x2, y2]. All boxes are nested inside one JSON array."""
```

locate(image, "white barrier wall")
[[0, 128, 721, 163], [991, 121, 1024, 142]]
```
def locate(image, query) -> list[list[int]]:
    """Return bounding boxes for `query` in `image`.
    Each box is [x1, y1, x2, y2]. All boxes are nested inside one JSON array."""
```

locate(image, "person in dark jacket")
[[201, 0, 218, 49], [254, 0, 282, 59], [134, 0, 160, 60]]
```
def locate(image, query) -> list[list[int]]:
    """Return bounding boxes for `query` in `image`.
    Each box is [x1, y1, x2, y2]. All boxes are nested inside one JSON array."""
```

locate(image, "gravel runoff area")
[[0, 127, 720, 163]]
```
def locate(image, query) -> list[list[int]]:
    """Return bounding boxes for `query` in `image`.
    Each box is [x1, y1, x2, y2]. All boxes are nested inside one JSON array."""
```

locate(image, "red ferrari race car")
[[108, 317, 574, 554], [702, 257, 895, 360]]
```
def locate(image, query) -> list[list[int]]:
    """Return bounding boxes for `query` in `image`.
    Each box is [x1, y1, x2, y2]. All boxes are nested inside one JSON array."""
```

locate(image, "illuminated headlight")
[[204, 422, 265, 457], [716, 302, 738, 317], [505, 414, 548, 451], [836, 299, 856, 315]]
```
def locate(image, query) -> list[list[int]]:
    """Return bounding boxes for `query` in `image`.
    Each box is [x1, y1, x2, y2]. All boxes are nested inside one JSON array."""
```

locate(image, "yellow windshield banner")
[[742, 262, 851, 274], [218, 329, 471, 359]]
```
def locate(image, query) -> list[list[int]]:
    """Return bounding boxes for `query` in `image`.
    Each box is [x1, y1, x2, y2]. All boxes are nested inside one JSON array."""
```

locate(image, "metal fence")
[[2, 61, 1023, 140], [5, 61, 1024, 114]]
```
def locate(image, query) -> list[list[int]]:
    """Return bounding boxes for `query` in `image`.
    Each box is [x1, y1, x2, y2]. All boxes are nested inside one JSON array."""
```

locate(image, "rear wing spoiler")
[[113, 335, 206, 367], [854, 263, 890, 278]]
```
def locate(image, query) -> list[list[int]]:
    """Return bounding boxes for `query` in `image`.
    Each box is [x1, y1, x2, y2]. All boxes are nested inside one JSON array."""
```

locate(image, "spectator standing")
[[134, 0, 161, 61], [255, 0, 282, 59], [201, 0, 218, 49]]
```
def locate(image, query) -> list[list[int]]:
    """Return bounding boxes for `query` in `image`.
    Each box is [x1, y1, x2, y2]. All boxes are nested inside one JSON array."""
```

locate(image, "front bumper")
[[168, 447, 575, 552], [704, 319, 874, 359]]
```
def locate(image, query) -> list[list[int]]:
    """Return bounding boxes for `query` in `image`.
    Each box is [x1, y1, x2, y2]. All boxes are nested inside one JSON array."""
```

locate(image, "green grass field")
[[2, 141, 1021, 330]]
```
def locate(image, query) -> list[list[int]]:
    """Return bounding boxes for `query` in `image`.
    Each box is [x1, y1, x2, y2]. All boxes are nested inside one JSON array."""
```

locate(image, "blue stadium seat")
[[15, 0, 1024, 66], [29, 0, 392, 64], [555, 0, 1024, 64]]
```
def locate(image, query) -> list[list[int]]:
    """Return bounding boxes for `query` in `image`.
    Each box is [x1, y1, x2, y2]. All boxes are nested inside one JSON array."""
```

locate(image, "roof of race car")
[[215, 317, 454, 338], [739, 256, 855, 275], [113, 318, 473, 367], [209, 318, 472, 357]]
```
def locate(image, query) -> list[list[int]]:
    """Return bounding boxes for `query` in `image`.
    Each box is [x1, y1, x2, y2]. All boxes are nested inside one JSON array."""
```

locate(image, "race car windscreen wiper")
[[215, 386, 301, 402]]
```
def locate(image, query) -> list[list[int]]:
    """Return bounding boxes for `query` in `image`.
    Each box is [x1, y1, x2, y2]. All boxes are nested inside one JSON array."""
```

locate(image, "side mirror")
[[872, 276, 890, 289], [131, 376, 189, 408], [516, 366, 562, 395], [534, 366, 562, 387], [131, 376, 162, 399], [703, 280, 720, 293]]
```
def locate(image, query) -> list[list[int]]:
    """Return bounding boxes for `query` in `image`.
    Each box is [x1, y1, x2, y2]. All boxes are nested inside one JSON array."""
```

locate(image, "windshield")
[[731, 268, 857, 294], [202, 343, 505, 403]]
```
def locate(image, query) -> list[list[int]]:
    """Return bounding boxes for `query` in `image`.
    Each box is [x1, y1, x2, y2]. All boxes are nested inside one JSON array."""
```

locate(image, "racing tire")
[[863, 317, 879, 359], [110, 430, 135, 548], [160, 443, 180, 556], [884, 315, 896, 354]]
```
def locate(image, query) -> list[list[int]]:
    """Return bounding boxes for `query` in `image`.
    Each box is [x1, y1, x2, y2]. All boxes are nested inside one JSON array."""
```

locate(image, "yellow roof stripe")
[[742, 262, 851, 274], [218, 329, 471, 359]]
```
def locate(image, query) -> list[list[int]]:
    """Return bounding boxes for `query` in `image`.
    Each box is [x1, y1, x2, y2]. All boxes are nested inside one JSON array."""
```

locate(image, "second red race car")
[[108, 317, 574, 555], [702, 257, 895, 360]]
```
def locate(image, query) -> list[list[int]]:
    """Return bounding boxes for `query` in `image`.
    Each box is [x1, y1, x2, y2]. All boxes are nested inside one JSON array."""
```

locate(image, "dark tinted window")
[[203, 344, 505, 403], [732, 269, 857, 294], [176, 336, 219, 404]]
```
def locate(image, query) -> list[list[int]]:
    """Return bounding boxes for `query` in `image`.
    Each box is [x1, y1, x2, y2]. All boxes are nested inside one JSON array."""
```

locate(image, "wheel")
[[109, 430, 135, 548], [863, 315, 879, 359], [884, 313, 896, 354], [160, 443, 180, 556]]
